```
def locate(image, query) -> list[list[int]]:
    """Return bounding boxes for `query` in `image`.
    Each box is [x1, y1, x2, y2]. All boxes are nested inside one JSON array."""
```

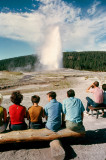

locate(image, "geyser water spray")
[[40, 26, 62, 70]]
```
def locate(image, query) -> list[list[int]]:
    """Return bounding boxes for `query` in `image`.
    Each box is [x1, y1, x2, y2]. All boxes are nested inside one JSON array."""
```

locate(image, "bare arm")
[[3, 108, 7, 122], [86, 83, 94, 93]]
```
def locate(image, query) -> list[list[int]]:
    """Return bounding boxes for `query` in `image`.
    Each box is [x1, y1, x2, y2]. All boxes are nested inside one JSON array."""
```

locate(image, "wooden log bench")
[[88, 106, 106, 119], [0, 128, 85, 160]]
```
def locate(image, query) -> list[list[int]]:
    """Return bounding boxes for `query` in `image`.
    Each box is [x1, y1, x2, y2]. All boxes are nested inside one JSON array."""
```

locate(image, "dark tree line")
[[0, 51, 106, 71], [0, 55, 38, 71], [63, 51, 106, 71]]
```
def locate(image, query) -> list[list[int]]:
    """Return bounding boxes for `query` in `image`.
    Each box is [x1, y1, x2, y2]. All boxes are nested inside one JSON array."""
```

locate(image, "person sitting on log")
[[44, 91, 64, 132], [86, 81, 103, 115], [9, 91, 27, 131], [27, 95, 44, 129], [62, 89, 85, 132], [0, 94, 8, 133]]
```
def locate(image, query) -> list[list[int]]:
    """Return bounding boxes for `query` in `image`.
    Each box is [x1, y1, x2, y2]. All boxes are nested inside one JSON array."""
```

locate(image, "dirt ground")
[[0, 69, 106, 160]]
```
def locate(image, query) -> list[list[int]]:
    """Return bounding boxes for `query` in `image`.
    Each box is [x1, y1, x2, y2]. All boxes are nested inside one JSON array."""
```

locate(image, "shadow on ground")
[[0, 128, 106, 160], [61, 128, 106, 159]]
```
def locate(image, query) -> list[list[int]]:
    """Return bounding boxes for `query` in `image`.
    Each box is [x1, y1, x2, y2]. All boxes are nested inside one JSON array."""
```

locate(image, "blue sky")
[[0, 0, 106, 60]]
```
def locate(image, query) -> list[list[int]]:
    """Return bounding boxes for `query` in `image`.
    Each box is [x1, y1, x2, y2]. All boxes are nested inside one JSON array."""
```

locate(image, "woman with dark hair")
[[9, 91, 27, 131]]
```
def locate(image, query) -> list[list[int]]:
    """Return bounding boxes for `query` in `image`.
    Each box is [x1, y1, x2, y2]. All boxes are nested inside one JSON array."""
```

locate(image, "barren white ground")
[[0, 69, 106, 160]]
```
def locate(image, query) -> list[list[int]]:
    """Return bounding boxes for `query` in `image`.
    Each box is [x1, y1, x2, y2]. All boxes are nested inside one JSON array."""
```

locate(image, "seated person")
[[28, 95, 44, 129], [86, 81, 103, 114], [62, 89, 85, 132], [9, 91, 27, 131], [101, 84, 106, 116], [0, 94, 8, 133], [44, 91, 64, 132]]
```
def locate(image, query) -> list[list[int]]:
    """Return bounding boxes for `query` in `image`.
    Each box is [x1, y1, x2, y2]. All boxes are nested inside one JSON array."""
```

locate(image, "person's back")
[[28, 95, 44, 129], [9, 91, 27, 131], [102, 84, 106, 105], [63, 97, 84, 123], [44, 91, 63, 132], [62, 89, 85, 132], [9, 104, 26, 125], [90, 87, 103, 104], [28, 105, 43, 123]]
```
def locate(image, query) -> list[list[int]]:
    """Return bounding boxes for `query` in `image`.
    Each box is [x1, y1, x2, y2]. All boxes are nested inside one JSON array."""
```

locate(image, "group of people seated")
[[0, 81, 105, 133]]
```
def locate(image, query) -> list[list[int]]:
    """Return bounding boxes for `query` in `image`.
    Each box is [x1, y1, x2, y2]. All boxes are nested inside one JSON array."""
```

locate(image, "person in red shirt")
[[9, 91, 27, 130]]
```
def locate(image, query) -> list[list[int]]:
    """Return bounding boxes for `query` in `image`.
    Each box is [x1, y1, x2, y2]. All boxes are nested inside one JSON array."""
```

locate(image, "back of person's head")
[[102, 84, 106, 91], [31, 95, 40, 104], [47, 91, 56, 99], [67, 89, 75, 97], [0, 94, 3, 104], [11, 91, 23, 105], [94, 81, 99, 87]]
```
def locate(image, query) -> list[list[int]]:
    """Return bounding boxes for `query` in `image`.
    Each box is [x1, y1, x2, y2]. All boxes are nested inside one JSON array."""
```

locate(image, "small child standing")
[[0, 94, 8, 133], [28, 95, 44, 129]]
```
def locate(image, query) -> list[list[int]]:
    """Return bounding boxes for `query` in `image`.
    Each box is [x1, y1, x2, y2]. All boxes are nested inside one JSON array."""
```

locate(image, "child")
[[9, 91, 27, 130], [28, 95, 44, 129], [0, 94, 8, 133]]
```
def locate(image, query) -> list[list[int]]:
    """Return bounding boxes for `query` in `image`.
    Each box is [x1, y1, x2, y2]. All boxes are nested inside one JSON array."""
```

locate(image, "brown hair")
[[31, 95, 40, 104], [10, 91, 23, 105], [47, 91, 56, 99], [94, 81, 99, 87], [67, 89, 75, 97]]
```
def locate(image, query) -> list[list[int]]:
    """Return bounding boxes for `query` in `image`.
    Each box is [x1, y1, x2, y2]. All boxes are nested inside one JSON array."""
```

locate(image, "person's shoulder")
[[20, 105, 26, 110], [63, 98, 68, 102], [75, 97, 82, 103], [39, 106, 43, 109], [9, 104, 15, 108]]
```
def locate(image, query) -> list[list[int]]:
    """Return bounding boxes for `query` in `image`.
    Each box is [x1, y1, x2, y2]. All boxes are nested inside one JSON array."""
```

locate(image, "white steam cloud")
[[0, 0, 106, 69], [40, 26, 62, 70]]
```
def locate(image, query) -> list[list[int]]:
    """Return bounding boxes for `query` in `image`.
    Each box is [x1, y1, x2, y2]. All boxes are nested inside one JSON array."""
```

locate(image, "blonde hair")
[[0, 94, 3, 104]]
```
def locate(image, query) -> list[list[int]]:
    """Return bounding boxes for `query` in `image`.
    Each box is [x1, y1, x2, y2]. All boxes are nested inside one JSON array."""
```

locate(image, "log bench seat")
[[0, 128, 85, 144], [88, 106, 106, 119], [0, 128, 85, 160]]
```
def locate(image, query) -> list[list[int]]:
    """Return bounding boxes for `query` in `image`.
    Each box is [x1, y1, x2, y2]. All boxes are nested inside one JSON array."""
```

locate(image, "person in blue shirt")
[[44, 91, 64, 132], [101, 84, 106, 116], [62, 89, 85, 132]]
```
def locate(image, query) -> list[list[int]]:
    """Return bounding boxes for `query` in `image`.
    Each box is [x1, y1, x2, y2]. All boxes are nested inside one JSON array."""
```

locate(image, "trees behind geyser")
[[0, 51, 106, 72], [0, 55, 38, 72], [63, 51, 106, 72]]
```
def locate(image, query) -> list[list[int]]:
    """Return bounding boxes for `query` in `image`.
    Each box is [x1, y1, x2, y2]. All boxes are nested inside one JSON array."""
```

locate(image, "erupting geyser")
[[40, 26, 62, 70]]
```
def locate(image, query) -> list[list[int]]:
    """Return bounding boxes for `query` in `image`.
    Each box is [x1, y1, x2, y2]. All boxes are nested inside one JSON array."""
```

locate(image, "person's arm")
[[3, 108, 7, 122], [81, 112, 84, 121], [44, 105, 48, 120], [86, 83, 94, 93], [61, 113, 65, 127]]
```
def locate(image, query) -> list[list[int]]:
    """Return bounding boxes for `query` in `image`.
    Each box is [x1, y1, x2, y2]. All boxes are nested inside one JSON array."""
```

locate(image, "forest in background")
[[0, 51, 106, 71], [63, 51, 106, 71]]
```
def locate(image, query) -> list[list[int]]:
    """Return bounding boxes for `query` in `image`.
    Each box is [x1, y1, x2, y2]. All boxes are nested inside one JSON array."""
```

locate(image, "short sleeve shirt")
[[62, 97, 85, 123], [44, 99, 63, 132]]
